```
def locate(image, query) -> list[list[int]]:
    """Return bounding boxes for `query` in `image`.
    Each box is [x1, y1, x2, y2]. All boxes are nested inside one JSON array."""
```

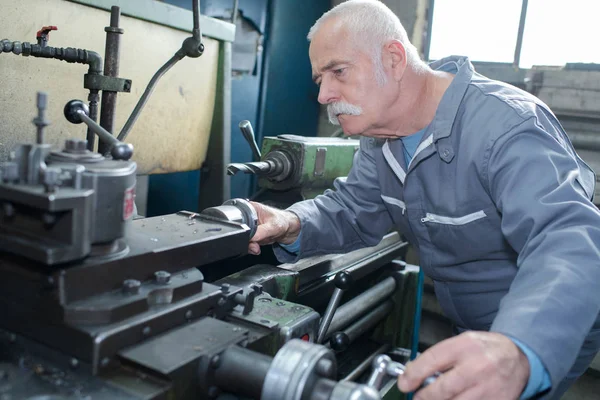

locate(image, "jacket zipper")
[[421, 210, 487, 225]]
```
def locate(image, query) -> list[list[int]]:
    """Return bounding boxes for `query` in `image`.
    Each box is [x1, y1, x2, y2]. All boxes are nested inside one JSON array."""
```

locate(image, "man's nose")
[[317, 79, 338, 105]]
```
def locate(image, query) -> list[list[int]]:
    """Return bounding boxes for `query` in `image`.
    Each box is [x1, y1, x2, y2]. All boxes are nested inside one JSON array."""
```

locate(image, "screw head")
[[122, 279, 141, 295], [154, 270, 171, 284], [142, 326, 151, 336]]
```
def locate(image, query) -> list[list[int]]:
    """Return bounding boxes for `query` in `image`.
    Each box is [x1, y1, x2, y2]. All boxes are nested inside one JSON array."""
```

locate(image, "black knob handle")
[[111, 143, 134, 161], [64, 100, 88, 124], [334, 271, 353, 291], [329, 332, 350, 352]]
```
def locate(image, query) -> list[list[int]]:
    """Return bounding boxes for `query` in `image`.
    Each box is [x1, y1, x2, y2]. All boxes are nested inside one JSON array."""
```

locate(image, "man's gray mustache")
[[327, 102, 363, 125]]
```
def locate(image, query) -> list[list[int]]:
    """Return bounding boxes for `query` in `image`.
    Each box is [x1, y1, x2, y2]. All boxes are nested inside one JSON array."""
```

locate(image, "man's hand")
[[398, 331, 529, 400], [248, 202, 301, 255]]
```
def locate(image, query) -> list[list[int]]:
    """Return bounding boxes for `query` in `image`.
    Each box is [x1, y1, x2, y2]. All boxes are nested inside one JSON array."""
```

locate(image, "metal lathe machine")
[[0, 2, 422, 399]]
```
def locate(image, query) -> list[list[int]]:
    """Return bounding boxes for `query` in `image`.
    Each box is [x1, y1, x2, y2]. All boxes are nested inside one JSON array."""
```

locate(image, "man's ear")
[[385, 40, 408, 81]]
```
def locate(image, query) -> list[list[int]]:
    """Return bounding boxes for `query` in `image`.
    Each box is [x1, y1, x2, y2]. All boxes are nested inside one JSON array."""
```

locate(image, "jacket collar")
[[427, 56, 475, 142]]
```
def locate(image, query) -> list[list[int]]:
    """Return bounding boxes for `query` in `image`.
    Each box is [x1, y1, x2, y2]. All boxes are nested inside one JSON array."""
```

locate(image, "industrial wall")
[[0, 0, 220, 175]]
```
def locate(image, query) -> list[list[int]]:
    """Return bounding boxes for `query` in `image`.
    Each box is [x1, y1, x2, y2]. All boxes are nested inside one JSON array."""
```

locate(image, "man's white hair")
[[307, 0, 427, 85]]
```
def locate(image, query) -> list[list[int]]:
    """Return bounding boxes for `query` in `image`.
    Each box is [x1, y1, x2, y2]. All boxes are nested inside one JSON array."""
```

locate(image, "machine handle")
[[316, 270, 354, 343], [367, 354, 440, 392], [239, 120, 262, 161], [64, 100, 133, 161]]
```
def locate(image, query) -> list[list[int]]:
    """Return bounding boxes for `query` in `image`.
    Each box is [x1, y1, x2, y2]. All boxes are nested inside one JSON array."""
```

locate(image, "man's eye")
[[334, 68, 346, 76]]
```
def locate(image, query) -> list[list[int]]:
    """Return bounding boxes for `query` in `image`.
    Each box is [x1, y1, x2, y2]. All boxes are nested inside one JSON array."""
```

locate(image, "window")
[[520, 0, 600, 68], [428, 0, 600, 68], [428, 0, 522, 63]]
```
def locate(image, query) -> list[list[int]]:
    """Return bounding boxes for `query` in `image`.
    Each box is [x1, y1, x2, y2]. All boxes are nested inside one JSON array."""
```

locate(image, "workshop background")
[[1, 0, 600, 399]]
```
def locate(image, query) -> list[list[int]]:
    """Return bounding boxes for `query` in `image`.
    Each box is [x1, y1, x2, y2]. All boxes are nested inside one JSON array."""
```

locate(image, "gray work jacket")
[[275, 56, 600, 388]]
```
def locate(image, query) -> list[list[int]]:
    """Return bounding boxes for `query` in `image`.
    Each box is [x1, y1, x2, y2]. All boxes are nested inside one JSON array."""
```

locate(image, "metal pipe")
[[342, 343, 390, 382], [99, 6, 123, 155], [325, 277, 396, 338], [0, 39, 102, 74], [116, 53, 183, 141], [343, 300, 393, 343], [214, 345, 272, 399], [513, 0, 528, 68]]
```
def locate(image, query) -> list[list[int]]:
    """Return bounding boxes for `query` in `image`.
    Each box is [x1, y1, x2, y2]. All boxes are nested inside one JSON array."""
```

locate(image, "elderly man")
[[248, 0, 600, 399]]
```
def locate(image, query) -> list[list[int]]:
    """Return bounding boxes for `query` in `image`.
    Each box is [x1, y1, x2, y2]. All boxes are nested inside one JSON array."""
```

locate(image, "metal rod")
[[317, 288, 344, 343], [325, 277, 396, 338], [34, 91, 49, 144], [192, 0, 202, 42], [86, 90, 100, 151], [342, 343, 391, 382], [116, 53, 183, 141], [78, 110, 121, 148], [343, 300, 393, 343], [513, 0, 529, 68], [231, 0, 239, 24], [99, 6, 123, 154]]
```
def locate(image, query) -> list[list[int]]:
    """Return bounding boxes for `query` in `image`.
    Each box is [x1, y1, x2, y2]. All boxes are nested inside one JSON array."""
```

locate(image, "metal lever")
[[317, 270, 353, 343], [64, 100, 133, 161], [367, 355, 440, 392], [239, 120, 261, 161]]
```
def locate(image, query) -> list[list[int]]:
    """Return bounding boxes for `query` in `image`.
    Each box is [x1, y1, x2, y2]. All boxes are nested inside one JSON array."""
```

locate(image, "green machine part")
[[258, 135, 359, 199]]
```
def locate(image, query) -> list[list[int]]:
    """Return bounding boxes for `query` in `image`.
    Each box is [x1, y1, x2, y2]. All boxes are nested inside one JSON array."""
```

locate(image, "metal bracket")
[[84, 74, 132, 92]]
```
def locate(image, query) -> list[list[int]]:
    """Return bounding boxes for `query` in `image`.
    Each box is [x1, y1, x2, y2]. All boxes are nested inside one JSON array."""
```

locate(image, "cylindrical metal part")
[[343, 343, 390, 383], [317, 288, 344, 343], [261, 339, 336, 400], [325, 277, 396, 338], [46, 153, 137, 243], [309, 379, 337, 400], [328, 380, 380, 400], [99, 6, 123, 155], [200, 198, 258, 237], [34, 91, 49, 144], [86, 90, 100, 151], [213, 346, 272, 399], [342, 300, 393, 343]]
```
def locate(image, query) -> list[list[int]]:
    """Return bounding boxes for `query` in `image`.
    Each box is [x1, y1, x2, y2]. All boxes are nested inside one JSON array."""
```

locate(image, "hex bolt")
[[122, 279, 141, 295], [43, 167, 61, 193], [217, 298, 227, 307], [154, 270, 171, 284], [220, 283, 230, 294]]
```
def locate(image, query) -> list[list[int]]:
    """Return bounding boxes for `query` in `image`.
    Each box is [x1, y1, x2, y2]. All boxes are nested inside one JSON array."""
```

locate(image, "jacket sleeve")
[[273, 137, 393, 263], [486, 112, 600, 388]]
